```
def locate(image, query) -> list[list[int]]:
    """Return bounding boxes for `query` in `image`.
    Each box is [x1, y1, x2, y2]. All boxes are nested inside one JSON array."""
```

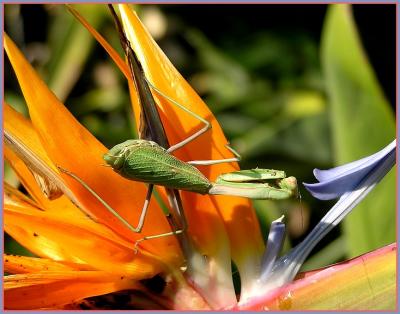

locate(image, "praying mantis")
[[59, 5, 298, 245], [101, 139, 297, 200]]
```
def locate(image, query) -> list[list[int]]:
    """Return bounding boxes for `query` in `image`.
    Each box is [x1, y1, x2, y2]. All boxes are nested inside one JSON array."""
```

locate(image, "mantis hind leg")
[[57, 167, 186, 251], [133, 220, 186, 253], [134, 189, 188, 252], [187, 143, 241, 166], [58, 166, 152, 234]]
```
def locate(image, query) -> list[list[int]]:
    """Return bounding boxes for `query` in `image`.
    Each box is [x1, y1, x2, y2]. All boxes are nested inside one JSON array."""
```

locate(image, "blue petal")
[[258, 140, 396, 292], [259, 216, 285, 283], [303, 140, 396, 200]]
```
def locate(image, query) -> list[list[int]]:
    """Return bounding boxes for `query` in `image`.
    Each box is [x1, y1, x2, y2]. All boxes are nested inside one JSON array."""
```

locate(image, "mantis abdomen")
[[104, 140, 212, 194]]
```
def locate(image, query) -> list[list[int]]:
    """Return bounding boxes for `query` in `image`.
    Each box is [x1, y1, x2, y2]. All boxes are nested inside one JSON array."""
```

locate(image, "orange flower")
[[3, 5, 397, 310], [4, 4, 264, 309]]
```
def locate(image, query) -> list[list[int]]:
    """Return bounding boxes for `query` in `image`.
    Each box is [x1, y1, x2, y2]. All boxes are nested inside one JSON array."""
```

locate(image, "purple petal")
[[258, 143, 396, 292], [313, 140, 396, 181], [304, 140, 396, 200], [259, 216, 286, 283]]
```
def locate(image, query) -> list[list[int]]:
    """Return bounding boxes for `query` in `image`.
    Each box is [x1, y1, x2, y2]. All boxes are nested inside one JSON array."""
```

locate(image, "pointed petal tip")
[[312, 168, 323, 181], [302, 182, 338, 200], [305, 139, 396, 201]]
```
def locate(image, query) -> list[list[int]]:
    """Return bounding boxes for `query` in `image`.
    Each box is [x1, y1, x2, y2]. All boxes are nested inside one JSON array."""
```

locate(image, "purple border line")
[[1, 1, 398, 313], [0, 2, 4, 312], [1, 0, 398, 4], [396, 3, 400, 313]]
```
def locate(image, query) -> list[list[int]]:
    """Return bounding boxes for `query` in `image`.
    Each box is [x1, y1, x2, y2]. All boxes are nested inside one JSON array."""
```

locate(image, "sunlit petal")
[[66, 5, 131, 80], [5, 200, 166, 277], [119, 4, 264, 295], [4, 255, 93, 274], [5, 104, 87, 213], [5, 271, 140, 310], [4, 103, 58, 176], [4, 33, 182, 262]]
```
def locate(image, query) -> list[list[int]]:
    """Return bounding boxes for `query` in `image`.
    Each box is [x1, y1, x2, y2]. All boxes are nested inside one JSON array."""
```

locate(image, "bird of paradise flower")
[[3, 4, 396, 310]]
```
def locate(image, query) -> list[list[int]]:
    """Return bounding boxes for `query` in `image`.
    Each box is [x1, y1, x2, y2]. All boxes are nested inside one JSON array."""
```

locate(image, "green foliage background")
[[4, 4, 396, 271]]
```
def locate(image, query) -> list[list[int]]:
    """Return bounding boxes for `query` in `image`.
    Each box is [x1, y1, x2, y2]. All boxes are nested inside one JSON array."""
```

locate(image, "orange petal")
[[4, 104, 117, 225], [120, 6, 227, 246], [67, 10, 241, 292], [119, 4, 263, 286], [4, 271, 139, 310], [66, 5, 131, 81], [5, 103, 84, 213], [4, 103, 58, 174], [5, 145, 58, 208], [4, 148, 92, 224], [4, 181, 43, 211], [4, 32, 181, 262], [4, 201, 166, 277], [4, 255, 93, 274]]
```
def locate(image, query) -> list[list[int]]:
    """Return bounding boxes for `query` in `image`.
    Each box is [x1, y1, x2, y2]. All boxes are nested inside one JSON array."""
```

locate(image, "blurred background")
[[4, 4, 396, 272]]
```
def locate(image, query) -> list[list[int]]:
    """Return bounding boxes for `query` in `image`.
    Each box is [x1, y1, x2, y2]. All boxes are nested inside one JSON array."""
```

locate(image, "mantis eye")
[[103, 140, 138, 170], [278, 176, 298, 197], [103, 149, 126, 170]]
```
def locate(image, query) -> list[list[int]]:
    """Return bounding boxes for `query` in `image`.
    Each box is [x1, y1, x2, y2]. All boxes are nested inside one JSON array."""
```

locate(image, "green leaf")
[[46, 5, 108, 102], [321, 4, 395, 257], [232, 90, 331, 165], [301, 237, 346, 271]]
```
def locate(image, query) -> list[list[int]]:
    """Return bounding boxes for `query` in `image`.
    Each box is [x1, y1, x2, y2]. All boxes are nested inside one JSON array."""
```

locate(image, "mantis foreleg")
[[146, 78, 241, 165], [145, 77, 210, 153]]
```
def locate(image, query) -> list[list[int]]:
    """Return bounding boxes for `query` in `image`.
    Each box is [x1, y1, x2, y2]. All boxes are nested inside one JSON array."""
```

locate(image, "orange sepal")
[[5, 104, 87, 216], [4, 33, 181, 263], [4, 271, 139, 310], [66, 7, 261, 279], [4, 200, 166, 278], [3, 181, 95, 244], [4, 103, 58, 174], [4, 255, 93, 274], [66, 5, 131, 81], [4, 180, 43, 211], [119, 4, 264, 281], [4, 148, 91, 223]]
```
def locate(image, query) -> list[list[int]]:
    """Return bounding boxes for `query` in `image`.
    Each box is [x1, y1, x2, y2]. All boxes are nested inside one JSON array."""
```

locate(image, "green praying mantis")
[[58, 5, 298, 246], [101, 139, 297, 200], [60, 139, 297, 243]]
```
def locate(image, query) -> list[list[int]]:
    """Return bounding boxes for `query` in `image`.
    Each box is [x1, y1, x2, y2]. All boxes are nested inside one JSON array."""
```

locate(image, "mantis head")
[[278, 176, 298, 198], [103, 140, 140, 170]]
